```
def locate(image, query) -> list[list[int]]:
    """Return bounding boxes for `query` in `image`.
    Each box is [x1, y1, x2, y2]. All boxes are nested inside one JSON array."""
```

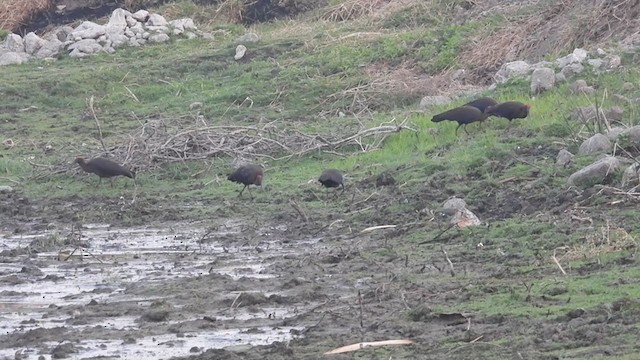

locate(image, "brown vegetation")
[[0, 0, 51, 32]]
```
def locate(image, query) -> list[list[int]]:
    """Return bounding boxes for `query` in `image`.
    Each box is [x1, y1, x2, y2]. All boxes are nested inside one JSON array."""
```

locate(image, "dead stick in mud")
[[419, 223, 456, 245], [358, 290, 364, 330], [552, 248, 567, 275], [289, 200, 309, 222], [88, 95, 107, 154], [441, 246, 455, 277]]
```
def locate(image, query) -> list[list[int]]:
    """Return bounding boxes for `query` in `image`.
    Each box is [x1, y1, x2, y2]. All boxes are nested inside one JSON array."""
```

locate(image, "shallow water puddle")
[[0, 222, 311, 358]]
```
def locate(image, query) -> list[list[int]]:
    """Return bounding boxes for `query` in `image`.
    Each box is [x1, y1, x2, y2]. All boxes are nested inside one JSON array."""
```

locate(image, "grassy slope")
[[2, 0, 640, 358]]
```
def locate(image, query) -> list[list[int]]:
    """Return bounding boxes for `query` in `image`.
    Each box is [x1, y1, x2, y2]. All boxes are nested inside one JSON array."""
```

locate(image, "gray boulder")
[[23, 32, 46, 55], [5, 34, 25, 52], [67, 39, 103, 57], [560, 63, 584, 78], [442, 197, 467, 215], [108, 8, 129, 30], [606, 126, 625, 141], [570, 105, 605, 123], [494, 60, 531, 84], [618, 126, 640, 146], [568, 156, 620, 187], [0, 52, 31, 66], [530, 67, 555, 94], [35, 39, 64, 58], [418, 95, 450, 111], [578, 133, 612, 155], [132, 10, 150, 22], [71, 22, 106, 40], [622, 163, 640, 187], [146, 14, 168, 27], [556, 48, 588, 68], [587, 58, 603, 70], [570, 79, 588, 94], [0, 185, 13, 193], [149, 33, 170, 43], [606, 55, 621, 69]]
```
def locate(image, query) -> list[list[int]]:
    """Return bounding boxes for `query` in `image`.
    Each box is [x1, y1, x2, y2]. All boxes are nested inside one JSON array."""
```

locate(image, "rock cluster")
[[0, 8, 211, 66], [492, 47, 622, 94]]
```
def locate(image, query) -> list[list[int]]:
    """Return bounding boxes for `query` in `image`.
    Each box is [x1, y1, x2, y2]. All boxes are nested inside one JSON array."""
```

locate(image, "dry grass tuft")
[[320, 0, 388, 22], [0, 0, 52, 32], [560, 221, 637, 262]]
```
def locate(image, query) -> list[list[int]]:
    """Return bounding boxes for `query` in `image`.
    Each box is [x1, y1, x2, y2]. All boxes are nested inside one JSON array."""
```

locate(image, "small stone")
[[555, 72, 566, 83], [607, 55, 621, 69], [0, 52, 31, 66], [613, 94, 629, 104], [0, 185, 14, 193], [605, 106, 624, 122], [587, 58, 603, 70], [570, 80, 588, 94], [234, 44, 247, 60], [578, 86, 596, 96], [622, 163, 640, 187], [606, 127, 625, 141], [561, 63, 584, 78], [622, 82, 635, 92], [556, 149, 574, 167], [596, 48, 606, 56], [189, 102, 203, 110], [442, 197, 467, 215], [149, 33, 170, 43]]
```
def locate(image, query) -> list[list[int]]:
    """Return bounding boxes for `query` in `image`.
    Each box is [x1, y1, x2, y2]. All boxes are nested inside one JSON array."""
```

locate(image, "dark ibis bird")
[[75, 157, 135, 187], [318, 169, 344, 193], [227, 164, 264, 198], [464, 97, 498, 114], [485, 101, 531, 121], [431, 105, 486, 135]]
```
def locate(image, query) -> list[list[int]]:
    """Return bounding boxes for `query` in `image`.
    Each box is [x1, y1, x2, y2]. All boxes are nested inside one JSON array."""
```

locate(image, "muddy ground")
[[1, 175, 640, 360]]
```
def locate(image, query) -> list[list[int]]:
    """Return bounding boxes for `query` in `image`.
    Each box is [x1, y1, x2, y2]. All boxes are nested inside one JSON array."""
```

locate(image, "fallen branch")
[[289, 200, 309, 222], [87, 95, 107, 154], [324, 339, 415, 355], [552, 248, 567, 275], [442, 246, 455, 277]]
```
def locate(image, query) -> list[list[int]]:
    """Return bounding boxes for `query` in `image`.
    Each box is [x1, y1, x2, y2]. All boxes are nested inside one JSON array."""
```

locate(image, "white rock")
[[108, 8, 129, 30], [149, 33, 170, 43], [234, 44, 247, 60], [23, 32, 45, 55], [126, 15, 138, 27], [493, 60, 531, 84], [606, 126, 625, 141], [0, 185, 13, 193], [587, 58, 603, 69], [109, 33, 129, 48], [572, 48, 588, 63], [0, 52, 30, 66], [560, 63, 584, 78], [622, 163, 640, 187], [129, 22, 144, 35], [530, 67, 555, 94], [124, 29, 135, 37], [67, 39, 103, 55], [35, 39, 63, 59], [71, 22, 106, 40], [128, 38, 141, 47], [172, 28, 183, 36], [102, 46, 116, 54], [170, 18, 196, 32], [132, 10, 149, 22], [146, 25, 169, 33], [69, 48, 91, 58], [142, 32, 150, 39], [442, 197, 467, 213], [5, 34, 25, 53], [596, 48, 606, 56], [146, 14, 168, 27], [185, 32, 198, 40]]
